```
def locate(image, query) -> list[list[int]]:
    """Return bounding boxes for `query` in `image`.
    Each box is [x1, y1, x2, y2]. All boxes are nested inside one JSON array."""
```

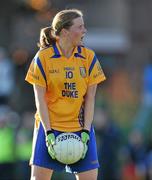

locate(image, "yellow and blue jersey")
[[25, 42, 106, 132]]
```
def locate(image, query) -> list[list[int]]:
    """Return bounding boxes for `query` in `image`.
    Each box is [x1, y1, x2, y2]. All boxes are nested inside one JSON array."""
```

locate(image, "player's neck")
[[58, 39, 75, 58]]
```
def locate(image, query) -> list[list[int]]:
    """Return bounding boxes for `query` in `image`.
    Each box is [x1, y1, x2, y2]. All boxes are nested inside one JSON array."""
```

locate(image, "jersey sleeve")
[[88, 53, 106, 86], [25, 52, 47, 87]]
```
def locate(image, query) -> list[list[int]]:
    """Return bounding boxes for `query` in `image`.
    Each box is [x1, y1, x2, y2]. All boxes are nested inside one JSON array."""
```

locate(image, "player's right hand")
[[46, 130, 56, 159]]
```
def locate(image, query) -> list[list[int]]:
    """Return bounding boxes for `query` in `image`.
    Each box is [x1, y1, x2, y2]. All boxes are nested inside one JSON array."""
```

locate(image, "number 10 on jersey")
[[66, 71, 73, 79]]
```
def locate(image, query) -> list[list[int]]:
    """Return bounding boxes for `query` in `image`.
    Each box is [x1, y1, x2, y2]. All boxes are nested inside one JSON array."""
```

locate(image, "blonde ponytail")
[[38, 26, 56, 48]]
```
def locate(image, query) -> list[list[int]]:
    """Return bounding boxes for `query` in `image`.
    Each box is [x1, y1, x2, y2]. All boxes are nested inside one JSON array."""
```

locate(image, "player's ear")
[[61, 28, 69, 36]]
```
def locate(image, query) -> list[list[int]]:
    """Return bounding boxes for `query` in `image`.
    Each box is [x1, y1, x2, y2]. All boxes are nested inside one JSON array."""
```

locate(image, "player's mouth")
[[79, 36, 85, 45]]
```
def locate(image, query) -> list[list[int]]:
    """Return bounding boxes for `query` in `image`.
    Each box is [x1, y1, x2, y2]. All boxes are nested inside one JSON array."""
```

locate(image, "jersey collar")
[[51, 42, 85, 59]]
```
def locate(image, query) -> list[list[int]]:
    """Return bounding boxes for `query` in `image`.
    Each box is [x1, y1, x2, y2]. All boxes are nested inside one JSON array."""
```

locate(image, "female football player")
[[25, 9, 106, 180]]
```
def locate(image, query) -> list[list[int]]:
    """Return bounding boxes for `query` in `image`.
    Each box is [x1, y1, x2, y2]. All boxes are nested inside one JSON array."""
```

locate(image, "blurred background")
[[0, 0, 152, 179]]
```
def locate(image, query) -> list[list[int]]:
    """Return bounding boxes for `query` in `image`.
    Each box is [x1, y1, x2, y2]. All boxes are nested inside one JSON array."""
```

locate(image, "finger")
[[51, 135, 56, 145], [49, 146, 56, 155], [51, 138, 56, 145], [81, 144, 88, 159], [48, 146, 56, 159]]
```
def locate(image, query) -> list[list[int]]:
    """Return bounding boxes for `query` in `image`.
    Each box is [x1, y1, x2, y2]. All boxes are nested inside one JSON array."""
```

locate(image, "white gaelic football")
[[53, 133, 84, 164]]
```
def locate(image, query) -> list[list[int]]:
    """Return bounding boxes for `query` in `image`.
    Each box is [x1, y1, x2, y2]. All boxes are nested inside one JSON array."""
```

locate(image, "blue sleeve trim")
[[89, 55, 97, 75], [35, 57, 47, 85]]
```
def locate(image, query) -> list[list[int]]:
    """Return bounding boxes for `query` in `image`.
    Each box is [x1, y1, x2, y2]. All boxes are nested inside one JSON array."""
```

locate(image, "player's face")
[[66, 17, 87, 46]]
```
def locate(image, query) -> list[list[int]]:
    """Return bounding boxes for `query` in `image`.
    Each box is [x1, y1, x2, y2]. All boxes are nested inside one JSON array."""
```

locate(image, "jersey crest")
[[79, 67, 87, 78]]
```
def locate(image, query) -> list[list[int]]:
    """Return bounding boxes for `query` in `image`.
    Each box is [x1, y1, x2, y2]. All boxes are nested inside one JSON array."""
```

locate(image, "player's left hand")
[[81, 129, 90, 159]]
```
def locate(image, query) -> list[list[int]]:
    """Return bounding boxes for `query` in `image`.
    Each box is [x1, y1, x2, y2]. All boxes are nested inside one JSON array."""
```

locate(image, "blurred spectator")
[[94, 105, 121, 180], [146, 151, 152, 180], [16, 111, 34, 180], [11, 49, 35, 113], [107, 68, 134, 103], [121, 130, 147, 180], [133, 63, 152, 136], [0, 105, 19, 179], [0, 47, 15, 105], [144, 131, 152, 179], [121, 155, 138, 180]]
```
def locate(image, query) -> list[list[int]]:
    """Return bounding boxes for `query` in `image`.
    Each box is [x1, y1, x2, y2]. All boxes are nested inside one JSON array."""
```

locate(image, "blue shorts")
[[30, 123, 100, 173]]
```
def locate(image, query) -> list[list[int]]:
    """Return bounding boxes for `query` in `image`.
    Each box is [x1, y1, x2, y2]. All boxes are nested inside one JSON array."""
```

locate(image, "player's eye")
[[79, 25, 84, 29]]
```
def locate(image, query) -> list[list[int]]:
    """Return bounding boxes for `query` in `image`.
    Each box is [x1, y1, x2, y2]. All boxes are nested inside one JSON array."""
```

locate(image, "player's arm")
[[80, 84, 97, 159], [33, 84, 56, 159], [33, 84, 51, 131], [84, 84, 97, 131]]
